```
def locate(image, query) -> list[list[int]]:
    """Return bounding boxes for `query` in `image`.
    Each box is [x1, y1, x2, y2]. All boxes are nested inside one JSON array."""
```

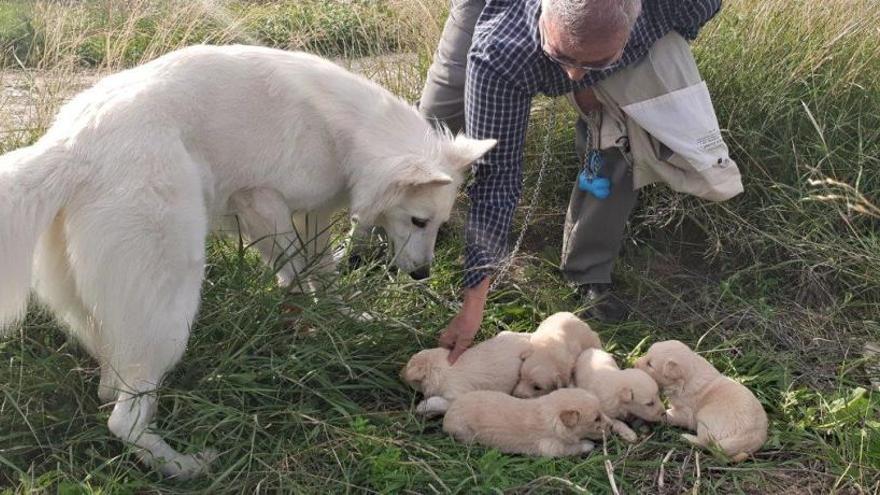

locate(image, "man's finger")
[[447, 338, 473, 364], [438, 330, 456, 349]]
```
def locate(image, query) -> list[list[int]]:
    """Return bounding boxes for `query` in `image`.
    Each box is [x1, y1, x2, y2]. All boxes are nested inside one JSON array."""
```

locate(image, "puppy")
[[401, 331, 531, 416], [443, 388, 610, 457], [514, 312, 601, 398], [574, 349, 665, 442], [635, 340, 768, 462]]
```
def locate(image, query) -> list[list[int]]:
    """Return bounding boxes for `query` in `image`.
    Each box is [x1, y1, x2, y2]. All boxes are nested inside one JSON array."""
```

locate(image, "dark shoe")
[[577, 283, 629, 323]]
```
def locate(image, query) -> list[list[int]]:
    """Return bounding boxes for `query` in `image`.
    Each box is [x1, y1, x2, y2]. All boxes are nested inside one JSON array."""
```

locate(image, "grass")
[[1, 0, 879, 493]]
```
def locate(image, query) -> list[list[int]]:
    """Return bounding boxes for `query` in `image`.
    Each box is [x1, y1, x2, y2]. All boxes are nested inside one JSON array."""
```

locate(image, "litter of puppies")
[[403, 312, 768, 461]]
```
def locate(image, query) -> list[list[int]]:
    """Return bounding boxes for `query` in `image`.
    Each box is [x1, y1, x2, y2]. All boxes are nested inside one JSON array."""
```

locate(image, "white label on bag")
[[697, 132, 724, 151], [621, 81, 729, 172]]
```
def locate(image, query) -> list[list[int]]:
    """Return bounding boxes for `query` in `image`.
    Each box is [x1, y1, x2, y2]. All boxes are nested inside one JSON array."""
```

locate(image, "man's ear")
[[618, 387, 634, 403], [662, 360, 681, 380], [447, 136, 497, 170], [559, 410, 580, 428]]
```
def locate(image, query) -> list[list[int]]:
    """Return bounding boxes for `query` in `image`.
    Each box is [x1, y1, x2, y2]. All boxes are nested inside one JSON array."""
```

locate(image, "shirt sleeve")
[[462, 55, 532, 289], [674, 0, 722, 40]]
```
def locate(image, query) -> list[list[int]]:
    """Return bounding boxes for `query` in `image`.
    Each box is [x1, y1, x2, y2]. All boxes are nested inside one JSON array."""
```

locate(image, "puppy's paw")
[[415, 396, 450, 418], [580, 440, 595, 454], [680, 433, 703, 448], [157, 448, 218, 480], [618, 428, 638, 443]]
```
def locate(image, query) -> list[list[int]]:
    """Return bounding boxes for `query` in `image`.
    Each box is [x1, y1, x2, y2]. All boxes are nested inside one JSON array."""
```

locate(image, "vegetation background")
[[0, 0, 877, 493]]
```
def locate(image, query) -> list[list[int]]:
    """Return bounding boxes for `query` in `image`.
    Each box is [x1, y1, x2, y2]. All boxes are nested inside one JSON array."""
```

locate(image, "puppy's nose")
[[409, 267, 430, 280]]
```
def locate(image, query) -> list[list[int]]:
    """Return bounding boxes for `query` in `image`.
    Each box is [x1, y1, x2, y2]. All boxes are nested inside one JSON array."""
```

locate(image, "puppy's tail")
[[0, 144, 80, 333]]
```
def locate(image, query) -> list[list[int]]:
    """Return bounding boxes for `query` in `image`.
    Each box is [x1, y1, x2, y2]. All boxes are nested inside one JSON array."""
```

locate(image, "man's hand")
[[573, 87, 602, 114], [439, 277, 491, 363]]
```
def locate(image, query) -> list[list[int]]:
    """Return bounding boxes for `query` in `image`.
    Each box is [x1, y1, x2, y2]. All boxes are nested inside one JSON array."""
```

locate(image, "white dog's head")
[[350, 133, 496, 279]]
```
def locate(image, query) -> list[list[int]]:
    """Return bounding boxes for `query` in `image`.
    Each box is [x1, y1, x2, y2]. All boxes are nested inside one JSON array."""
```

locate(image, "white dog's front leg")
[[415, 396, 451, 417], [229, 188, 309, 291]]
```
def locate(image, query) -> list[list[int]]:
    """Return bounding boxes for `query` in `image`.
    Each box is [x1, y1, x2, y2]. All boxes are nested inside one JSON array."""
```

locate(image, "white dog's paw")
[[337, 305, 373, 322], [415, 396, 450, 417], [580, 440, 595, 454], [157, 448, 218, 480]]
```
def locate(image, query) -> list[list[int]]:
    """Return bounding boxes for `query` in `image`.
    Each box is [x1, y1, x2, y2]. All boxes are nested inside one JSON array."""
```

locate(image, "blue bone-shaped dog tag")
[[578, 149, 611, 199], [578, 171, 611, 199]]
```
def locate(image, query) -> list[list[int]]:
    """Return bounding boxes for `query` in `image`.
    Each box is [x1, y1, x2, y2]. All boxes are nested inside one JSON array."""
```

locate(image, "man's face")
[[539, 13, 630, 81]]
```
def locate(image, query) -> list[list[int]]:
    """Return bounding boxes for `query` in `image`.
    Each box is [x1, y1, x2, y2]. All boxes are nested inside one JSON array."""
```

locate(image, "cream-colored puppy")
[[401, 331, 531, 416], [514, 312, 601, 398], [574, 348, 666, 442], [443, 388, 610, 457], [635, 340, 768, 462]]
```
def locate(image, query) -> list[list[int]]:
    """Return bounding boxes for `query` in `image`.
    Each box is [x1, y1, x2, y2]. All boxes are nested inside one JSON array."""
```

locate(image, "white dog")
[[0, 44, 495, 478]]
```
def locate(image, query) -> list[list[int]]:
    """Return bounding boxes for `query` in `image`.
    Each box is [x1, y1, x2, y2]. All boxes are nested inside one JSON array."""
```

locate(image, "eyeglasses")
[[538, 20, 627, 72]]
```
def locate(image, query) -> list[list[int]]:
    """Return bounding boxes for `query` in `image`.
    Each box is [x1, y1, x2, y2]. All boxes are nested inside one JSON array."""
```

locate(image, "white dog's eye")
[[647, 401, 655, 407], [411, 217, 428, 228], [646, 360, 653, 368]]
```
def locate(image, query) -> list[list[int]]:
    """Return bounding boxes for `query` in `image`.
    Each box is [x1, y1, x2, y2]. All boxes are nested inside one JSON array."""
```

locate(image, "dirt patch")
[[0, 52, 420, 140]]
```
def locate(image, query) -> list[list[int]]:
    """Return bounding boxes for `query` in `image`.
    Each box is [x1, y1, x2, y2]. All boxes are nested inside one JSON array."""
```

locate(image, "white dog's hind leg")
[[229, 188, 308, 291], [66, 165, 215, 478], [32, 215, 119, 403], [108, 386, 217, 479]]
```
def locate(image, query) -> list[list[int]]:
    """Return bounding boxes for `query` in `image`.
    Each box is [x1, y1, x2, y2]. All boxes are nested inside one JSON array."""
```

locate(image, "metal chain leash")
[[489, 110, 556, 292]]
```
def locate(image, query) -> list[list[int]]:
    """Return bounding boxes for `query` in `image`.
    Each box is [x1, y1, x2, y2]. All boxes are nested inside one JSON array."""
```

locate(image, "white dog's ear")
[[619, 387, 634, 403], [447, 136, 497, 170], [396, 163, 454, 188], [559, 410, 580, 428], [662, 360, 682, 380]]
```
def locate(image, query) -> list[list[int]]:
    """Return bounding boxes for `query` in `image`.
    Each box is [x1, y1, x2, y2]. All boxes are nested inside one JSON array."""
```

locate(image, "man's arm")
[[673, 0, 722, 40], [462, 59, 533, 289], [439, 55, 532, 362]]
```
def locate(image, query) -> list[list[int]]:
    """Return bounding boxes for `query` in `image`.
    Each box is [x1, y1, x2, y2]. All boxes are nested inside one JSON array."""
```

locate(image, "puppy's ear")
[[619, 387, 634, 403], [555, 372, 569, 388], [402, 360, 428, 387], [520, 348, 534, 360], [662, 359, 682, 380], [559, 409, 580, 428]]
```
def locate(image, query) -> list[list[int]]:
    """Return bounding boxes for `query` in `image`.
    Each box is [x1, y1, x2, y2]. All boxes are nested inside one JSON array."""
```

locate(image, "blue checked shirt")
[[462, 0, 722, 288]]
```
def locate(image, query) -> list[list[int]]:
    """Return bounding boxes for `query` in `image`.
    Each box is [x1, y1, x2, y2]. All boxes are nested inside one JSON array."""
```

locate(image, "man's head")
[[539, 0, 642, 81]]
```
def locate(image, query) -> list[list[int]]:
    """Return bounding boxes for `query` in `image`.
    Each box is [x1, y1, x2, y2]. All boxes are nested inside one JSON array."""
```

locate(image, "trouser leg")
[[418, 0, 485, 134], [560, 118, 639, 285]]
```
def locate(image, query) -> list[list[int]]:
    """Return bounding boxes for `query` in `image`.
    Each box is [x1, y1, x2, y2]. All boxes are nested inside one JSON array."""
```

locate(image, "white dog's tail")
[[0, 144, 79, 333]]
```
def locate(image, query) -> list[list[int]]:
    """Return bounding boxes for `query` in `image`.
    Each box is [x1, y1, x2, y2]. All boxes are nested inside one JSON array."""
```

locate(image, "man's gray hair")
[[542, 0, 642, 39]]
